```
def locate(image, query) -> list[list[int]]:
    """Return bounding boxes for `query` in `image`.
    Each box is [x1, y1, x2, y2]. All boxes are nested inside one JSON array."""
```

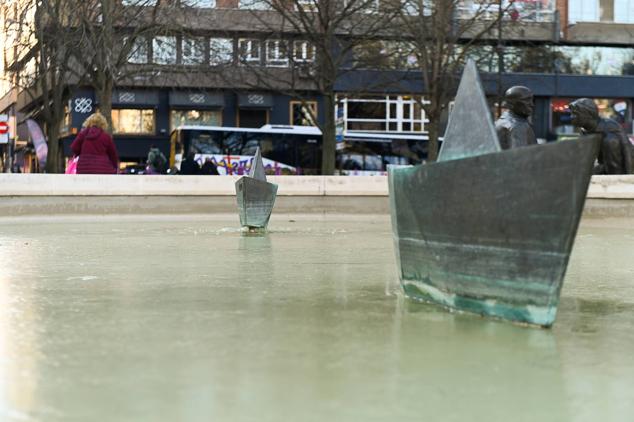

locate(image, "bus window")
[[335, 137, 427, 174], [190, 131, 222, 154], [392, 139, 425, 164], [364, 154, 382, 171], [296, 136, 321, 175], [269, 136, 294, 170], [224, 132, 246, 154], [164, 125, 444, 175]]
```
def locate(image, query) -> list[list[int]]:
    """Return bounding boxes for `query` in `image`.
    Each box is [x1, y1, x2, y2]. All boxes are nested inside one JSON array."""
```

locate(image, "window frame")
[[210, 38, 234, 65], [238, 38, 262, 65], [238, 0, 272, 10], [289, 100, 318, 126], [122, 0, 158, 5], [170, 109, 223, 131], [126, 36, 149, 64], [152, 36, 178, 65], [344, 0, 380, 14], [292, 40, 316, 63], [338, 95, 430, 133], [111, 108, 156, 135], [265, 39, 289, 67], [614, 0, 634, 23], [180, 0, 216, 8], [181, 36, 207, 65], [568, 0, 600, 23], [294, 0, 318, 12]]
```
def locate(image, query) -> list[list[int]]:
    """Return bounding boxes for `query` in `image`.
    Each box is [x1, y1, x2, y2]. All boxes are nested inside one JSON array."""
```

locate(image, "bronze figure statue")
[[495, 86, 538, 150], [569, 98, 633, 175]]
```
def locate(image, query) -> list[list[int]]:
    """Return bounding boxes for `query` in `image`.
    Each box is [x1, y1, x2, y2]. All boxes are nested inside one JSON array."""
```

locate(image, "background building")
[[0, 0, 632, 172]]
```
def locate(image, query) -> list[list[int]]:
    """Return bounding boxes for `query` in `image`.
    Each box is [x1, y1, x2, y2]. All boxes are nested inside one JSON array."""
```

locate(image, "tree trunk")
[[45, 120, 62, 173], [95, 78, 114, 133], [427, 119, 438, 162], [321, 92, 336, 175]]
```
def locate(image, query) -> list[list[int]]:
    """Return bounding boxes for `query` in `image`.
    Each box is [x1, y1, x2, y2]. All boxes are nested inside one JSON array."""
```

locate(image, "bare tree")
[[2, 0, 82, 172], [235, 0, 401, 174], [398, 0, 508, 161], [72, 0, 168, 130]]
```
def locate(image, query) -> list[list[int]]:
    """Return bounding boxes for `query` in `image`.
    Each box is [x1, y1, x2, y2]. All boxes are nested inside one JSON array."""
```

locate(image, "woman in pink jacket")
[[70, 113, 119, 174]]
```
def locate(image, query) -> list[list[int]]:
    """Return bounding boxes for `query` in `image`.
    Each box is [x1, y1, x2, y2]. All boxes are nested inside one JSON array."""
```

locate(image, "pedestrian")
[[569, 98, 633, 175], [70, 112, 119, 174], [494, 86, 538, 150], [200, 157, 219, 175], [146, 145, 167, 175], [179, 151, 200, 175]]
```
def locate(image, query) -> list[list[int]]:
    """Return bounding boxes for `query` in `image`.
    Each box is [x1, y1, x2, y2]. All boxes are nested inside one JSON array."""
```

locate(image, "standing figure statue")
[[495, 86, 538, 150], [569, 98, 633, 175]]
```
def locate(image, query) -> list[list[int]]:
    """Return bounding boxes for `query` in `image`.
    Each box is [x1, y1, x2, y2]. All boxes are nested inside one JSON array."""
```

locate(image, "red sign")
[[0, 122, 8, 134]]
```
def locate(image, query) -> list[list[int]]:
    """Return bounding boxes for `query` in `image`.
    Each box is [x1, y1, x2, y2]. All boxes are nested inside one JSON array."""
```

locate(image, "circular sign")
[[0, 122, 9, 134]]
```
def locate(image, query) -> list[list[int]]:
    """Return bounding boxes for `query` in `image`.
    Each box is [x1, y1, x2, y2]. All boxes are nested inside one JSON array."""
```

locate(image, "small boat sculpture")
[[388, 60, 600, 327], [235, 147, 278, 231]]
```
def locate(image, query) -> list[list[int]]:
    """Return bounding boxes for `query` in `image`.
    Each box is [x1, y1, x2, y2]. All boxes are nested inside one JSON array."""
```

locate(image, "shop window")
[[170, 110, 222, 130], [210, 38, 233, 65], [551, 97, 631, 136], [153, 36, 177, 65], [126, 36, 148, 64], [238, 39, 261, 65], [61, 103, 71, 135], [182, 37, 206, 65], [239, 109, 268, 128], [112, 109, 156, 134], [265, 40, 289, 67], [290, 101, 317, 126]]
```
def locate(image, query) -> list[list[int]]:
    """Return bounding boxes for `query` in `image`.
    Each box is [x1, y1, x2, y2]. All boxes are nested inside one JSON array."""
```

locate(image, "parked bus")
[[169, 125, 429, 175]]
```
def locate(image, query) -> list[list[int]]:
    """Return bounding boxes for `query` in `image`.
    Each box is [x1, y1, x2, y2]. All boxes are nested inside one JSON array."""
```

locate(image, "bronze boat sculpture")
[[235, 147, 278, 231], [388, 60, 600, 327]]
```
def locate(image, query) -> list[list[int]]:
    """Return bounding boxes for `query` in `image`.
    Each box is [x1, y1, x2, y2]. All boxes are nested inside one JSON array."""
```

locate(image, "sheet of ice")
[[0, 215, 632, 422]]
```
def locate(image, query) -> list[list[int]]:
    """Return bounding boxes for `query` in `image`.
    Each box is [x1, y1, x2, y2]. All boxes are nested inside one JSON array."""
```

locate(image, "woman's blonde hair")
[[82, 112, 108, 131]]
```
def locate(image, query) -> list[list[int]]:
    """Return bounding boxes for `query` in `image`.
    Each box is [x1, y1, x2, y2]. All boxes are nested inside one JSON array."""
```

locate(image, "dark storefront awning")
[[169, 91, 224, 108], [237, 93, 273, 108], [111, 89, 159, 107]]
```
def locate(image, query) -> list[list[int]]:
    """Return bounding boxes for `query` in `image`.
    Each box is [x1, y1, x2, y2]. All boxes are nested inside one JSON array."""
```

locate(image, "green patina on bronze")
[[388, 60, 600, 327]]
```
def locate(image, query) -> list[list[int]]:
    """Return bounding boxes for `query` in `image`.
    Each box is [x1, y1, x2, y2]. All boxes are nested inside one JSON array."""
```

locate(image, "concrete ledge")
[[587, 175, 634, 199], [0, 174, 389, 196], [2, 174, 633, 198], [0, 174, 632, 217]]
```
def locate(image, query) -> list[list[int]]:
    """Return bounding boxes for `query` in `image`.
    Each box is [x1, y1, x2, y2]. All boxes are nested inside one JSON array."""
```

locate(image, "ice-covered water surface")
[[0, 214, 633, 422]]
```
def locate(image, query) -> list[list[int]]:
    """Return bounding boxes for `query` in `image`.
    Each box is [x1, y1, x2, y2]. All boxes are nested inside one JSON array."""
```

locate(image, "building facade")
[[1, 0, 633, 172]]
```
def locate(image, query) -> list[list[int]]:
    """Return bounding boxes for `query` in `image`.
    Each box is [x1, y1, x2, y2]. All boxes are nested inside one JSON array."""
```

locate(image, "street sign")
[[0, 114, 9, 144]]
